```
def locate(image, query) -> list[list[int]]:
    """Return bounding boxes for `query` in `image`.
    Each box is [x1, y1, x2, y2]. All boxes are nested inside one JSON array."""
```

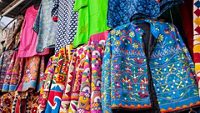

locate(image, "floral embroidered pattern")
[[17, 56, 45, 92], [102, 20, 200, 113]]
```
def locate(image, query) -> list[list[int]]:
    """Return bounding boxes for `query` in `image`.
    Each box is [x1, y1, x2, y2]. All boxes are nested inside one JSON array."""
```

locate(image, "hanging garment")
[[2, 51, 23, 92], [77, 31, 108, 113], [33, 0, 56, 53], [193, 0, 200, 93], [59, 45, 87, 113], [37, 56, 56, 113], [0, 50, 15, 91], [107, 0, 183, 28], [102, 20, 200, 113], [17, 56, 45, 92], [17, 6, 49, 58], [45, 48, 69, 113], [5, 15, 24, 50], [52, 0, 78, 52], [72, 0, 110, 48], [88, 31, 108, 113]]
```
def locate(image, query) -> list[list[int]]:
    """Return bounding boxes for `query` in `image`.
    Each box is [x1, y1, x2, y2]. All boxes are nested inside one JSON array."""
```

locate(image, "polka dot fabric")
[[53, 0, 78, 52]]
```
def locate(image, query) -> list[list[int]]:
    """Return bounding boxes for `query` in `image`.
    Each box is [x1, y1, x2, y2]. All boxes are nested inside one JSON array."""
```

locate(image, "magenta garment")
[[17, 6, 49, 58]]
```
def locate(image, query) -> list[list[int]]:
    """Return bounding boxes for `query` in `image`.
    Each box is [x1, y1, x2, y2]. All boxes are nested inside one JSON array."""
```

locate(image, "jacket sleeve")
[[101, 33, 112, 113]]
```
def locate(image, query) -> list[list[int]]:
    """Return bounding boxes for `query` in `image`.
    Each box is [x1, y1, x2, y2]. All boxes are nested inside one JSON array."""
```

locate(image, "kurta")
[[17, 6, 49, 58], [33, 0, 56, 53], [102, 20, 200, 113], [72, 0, 110, 48], [52, 0, 78, 52]]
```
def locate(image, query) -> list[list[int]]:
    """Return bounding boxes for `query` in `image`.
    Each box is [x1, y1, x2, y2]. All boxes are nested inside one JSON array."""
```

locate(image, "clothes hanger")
[[169, 9, 174, 24]]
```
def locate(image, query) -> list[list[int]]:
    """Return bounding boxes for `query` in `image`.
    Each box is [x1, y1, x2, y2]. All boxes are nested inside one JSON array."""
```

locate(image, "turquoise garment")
[[102, 20, 200, 113], [34, 0, 56, 52]]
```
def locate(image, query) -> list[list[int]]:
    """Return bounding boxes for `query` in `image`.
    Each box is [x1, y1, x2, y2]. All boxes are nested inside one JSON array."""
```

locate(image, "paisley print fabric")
[[102, 20, 200, 113], [45, 48, 69, 113], [107, 0, 183, 28]]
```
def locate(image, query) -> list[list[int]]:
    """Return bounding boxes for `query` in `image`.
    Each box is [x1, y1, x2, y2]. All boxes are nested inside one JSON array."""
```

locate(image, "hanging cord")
[[169, 9, 174, 24]]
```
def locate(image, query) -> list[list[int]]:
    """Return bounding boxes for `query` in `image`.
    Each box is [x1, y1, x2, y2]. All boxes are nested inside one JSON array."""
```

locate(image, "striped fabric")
[[193, 0, 200, 93]]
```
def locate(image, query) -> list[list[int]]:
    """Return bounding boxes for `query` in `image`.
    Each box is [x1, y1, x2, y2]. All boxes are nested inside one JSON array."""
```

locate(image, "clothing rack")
[[0, 0, 25, 17]]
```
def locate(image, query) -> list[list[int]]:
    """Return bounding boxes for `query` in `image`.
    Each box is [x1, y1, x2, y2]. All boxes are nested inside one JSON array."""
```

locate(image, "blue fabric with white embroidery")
[[102, 19, 200, 113]]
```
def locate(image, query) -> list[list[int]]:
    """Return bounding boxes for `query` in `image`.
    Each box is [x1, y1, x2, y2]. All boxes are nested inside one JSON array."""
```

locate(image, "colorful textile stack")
[[194, 0, 200, 93]]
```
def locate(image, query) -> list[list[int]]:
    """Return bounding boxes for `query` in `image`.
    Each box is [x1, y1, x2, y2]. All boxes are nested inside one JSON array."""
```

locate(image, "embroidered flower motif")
[[129, 32, 135, 37], [133, 43, 138, 48], [158, 34, 164, 42], [56, 74, 65, 83], [116, 30, 122, 36], [122, 77, 131, 84]]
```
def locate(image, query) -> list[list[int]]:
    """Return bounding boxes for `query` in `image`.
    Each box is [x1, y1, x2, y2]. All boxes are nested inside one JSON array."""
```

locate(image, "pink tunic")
[[17, 6, 49, 58]]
